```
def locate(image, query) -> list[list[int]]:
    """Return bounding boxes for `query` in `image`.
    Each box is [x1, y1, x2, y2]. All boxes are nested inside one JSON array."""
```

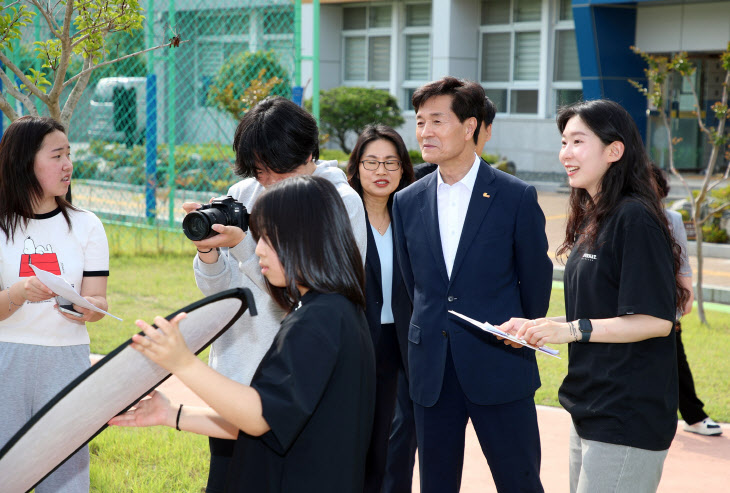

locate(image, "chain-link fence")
[[2, 0, 300, 247]]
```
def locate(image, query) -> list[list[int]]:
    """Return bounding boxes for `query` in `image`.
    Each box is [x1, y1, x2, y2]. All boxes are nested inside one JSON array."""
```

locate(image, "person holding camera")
[[181, 96, 366, 492]]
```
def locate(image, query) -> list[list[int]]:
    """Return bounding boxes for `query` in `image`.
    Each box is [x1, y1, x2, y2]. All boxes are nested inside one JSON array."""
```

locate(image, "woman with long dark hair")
[[500, 99, 689, 492], [346, 124, 415, 492], [110, 175, 375, 492], [0, 116, 110, 492]]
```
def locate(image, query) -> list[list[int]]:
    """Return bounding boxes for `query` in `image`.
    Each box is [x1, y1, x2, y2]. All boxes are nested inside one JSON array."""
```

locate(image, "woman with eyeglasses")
[[346, 125, 415, 492]]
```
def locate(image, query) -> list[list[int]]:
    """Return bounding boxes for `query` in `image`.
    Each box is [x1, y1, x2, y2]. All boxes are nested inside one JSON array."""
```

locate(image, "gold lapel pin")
[[483, 193, 490, 198]]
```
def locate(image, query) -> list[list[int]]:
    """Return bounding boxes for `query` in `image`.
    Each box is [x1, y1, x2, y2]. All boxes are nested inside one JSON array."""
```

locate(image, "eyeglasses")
[[360, 160, 401, 171]]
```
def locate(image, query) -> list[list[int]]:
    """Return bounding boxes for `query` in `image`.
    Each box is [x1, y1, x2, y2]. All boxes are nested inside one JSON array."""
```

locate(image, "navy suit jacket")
[[364, 211, 412, 375], [391, 159, 552, 407]]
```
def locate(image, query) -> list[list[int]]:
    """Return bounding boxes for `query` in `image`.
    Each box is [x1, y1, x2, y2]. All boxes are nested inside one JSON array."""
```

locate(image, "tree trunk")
[[336, 131, 351, 154], [694, 207, 708, 325]]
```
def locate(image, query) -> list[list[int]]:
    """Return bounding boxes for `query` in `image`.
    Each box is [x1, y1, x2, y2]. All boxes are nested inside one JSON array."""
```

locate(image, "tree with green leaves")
[[630, 44, 730, 325], [0, 0, 178, 129], [307, 87, 405, 153]]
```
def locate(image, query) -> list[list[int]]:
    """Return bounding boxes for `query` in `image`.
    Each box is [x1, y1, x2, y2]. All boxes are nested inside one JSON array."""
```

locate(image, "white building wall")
[[394, 0, 564, 176], [313, 5, 344, 95], [635, 2, 730, 53], [395, 114, 562, 175], [304, 0, 570, 177], [490, 119, 561, 173], [431, 0, 480, 80]]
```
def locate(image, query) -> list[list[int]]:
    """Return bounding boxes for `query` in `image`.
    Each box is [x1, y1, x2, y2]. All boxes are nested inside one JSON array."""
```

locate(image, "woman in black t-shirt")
[[499, 100, 690, 493], [109, 175, 376, 492]]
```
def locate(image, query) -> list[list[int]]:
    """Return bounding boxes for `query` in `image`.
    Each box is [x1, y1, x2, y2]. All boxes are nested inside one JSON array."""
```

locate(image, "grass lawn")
[[88, 254, 212, 492], [535, 283, 730, 425], [90, 254, 202, 354], [85, 256, 730, 490]]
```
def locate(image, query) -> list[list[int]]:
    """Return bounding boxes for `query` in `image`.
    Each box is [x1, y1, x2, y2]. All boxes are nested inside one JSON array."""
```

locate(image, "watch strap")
[[578, 318, 593, 342]]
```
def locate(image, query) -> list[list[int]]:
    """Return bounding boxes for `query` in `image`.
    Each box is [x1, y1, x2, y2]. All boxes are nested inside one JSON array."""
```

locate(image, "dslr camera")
[[182, 196, 250, 241]]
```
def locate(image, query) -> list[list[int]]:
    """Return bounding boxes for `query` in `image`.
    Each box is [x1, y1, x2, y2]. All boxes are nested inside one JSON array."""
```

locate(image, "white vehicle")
[[88, 77, 147, 143]]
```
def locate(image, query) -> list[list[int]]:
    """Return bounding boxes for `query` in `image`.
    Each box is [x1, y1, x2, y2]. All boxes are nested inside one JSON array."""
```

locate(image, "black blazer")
[[364, 210, 412, 375]]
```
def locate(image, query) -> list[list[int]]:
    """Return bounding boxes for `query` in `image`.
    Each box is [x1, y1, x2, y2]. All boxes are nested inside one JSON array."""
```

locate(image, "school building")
[[299, 0, 730, 175]]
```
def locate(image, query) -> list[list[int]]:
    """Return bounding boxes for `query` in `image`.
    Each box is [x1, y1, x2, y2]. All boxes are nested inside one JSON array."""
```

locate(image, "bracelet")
[[6, 289, 24, 312], [197, 248, 214, 254], [567, 321, 579, 342], [175, 404, 183, 431]]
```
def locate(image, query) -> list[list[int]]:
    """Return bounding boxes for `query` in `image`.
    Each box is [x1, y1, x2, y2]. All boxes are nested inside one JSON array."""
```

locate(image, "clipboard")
[[449, 310, 560, 358]]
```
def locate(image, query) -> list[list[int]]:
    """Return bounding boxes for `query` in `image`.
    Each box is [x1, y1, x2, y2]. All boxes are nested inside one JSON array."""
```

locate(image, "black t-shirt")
[[559, 198, 678, 451], [224, 291, 375, 492]]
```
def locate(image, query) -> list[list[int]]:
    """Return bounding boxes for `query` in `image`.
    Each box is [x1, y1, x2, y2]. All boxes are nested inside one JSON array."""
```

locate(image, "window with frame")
[[552, 0, 581, 113], [195, 9, 250, 108], [479, 0, 542, 115], [342, 5, 393, 85], [402, 3, 432, 110]]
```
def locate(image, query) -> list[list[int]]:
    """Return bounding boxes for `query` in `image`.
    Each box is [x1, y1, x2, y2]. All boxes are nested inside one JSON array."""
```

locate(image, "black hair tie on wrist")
[[197, 248, 213, 254], [176, 404, 183, 431]]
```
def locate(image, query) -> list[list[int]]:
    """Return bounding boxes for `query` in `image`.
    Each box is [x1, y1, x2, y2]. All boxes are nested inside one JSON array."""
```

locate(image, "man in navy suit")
[[391, 77, 552, 493]]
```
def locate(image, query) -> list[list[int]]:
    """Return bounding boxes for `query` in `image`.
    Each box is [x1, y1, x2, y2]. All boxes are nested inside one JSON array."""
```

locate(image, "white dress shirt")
[[437, 154, 481, 278]]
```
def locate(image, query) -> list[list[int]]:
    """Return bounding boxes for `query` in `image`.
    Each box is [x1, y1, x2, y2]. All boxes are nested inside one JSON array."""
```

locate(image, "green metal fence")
[[2, 0, 304, 243]]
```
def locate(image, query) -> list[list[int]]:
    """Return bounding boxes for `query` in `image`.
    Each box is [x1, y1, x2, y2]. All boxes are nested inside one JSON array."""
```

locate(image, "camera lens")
[[183, 212, 213, 241], [183, 206, 231, 241]]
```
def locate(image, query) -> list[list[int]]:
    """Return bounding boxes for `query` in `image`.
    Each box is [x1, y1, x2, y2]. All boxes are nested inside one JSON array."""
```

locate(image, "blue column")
[[145, 74, 158, 221], [573, 1, 649, 140]]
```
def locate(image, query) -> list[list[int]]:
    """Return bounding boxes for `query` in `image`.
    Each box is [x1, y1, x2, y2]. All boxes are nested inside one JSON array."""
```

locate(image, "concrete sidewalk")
[[420, 409, 730, 493], [154, 370, 730, 492], [537, 191, 730, 289]]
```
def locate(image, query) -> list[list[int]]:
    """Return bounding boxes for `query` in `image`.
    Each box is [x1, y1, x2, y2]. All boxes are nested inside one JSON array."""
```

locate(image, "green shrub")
[[207, 50, 291, 121], [702, 222, 729, 243], [493, 160, 516, 175], [306, 87, 405, 153], [409, 149, 425, 165], [319, 149, 350, 163], [677, 207, 691, 221], [75, 141, 237, 192], [405, 150, 515, 175]]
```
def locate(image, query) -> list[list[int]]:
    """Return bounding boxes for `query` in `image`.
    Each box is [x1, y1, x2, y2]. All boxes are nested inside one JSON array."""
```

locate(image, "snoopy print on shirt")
[[19, 236, 61, 276]]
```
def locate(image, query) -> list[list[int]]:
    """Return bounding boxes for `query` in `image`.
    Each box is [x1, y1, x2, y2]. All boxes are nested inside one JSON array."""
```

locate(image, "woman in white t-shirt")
[[0, 116, 109, 493]]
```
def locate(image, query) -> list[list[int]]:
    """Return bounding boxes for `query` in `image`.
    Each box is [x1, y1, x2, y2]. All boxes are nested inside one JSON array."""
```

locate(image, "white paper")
[[30, 264, 122, 321], [449, 310, 560, 358]]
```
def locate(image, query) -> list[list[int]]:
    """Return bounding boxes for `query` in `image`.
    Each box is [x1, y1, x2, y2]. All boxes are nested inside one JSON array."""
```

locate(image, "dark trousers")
[[414, 347, 543, 493], [382, 369, 417, 493], [364, 324, 403, 493], [676, 324, 708, 425], [206, 437, 235, 493]]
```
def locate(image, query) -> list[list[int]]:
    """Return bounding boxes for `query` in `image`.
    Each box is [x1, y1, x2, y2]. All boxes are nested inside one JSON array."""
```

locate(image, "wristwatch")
[[578, 319, 593, 343]]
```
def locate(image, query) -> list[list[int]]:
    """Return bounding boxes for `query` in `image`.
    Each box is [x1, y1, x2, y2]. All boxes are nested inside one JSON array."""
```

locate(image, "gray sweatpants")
[[569, 420, 669, 493], [0, 342, 91, 493]]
